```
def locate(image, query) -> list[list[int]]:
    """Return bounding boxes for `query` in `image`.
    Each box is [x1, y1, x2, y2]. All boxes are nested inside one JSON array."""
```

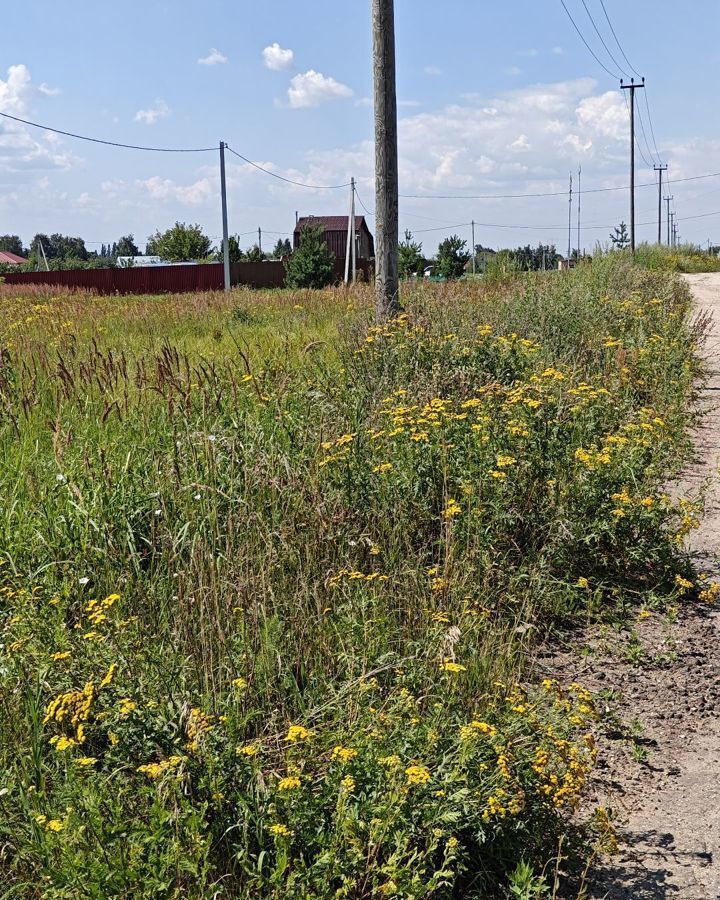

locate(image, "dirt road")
[[545, 274, 720, 899]]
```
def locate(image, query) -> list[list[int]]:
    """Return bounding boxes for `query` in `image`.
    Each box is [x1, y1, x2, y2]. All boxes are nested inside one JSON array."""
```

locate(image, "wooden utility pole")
[[665, 195, 673, 246], [654, 164, 667, 245], [372, 0, 400, 319], [620, 77, 645, 253]]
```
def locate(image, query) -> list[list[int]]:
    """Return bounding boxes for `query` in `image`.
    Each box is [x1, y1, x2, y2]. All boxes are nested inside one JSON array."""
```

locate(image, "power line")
[[630, 93, 657, 168], [643, 89, 663, 163], [0, 111, 216, 153], [224, 145, 350, 190], [579, 0, 627, 77], [599, 0, 642, 78], [399, 170, 720, 202], [559, 0, 620, 79]]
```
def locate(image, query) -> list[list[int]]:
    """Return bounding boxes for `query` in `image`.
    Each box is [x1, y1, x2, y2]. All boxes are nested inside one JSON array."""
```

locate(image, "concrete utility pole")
[[258, 227, 262, 255], [219, 141, 230, 291], [654, 165, 667, 245], [621, 78, 645, 253], [471, 220, 476, 274], [670, 211, 676, 247], [372, 0, 400, 320], [665, 196, 673, 246], [567, 173, 573, 263], [577, 166, 581, 260]]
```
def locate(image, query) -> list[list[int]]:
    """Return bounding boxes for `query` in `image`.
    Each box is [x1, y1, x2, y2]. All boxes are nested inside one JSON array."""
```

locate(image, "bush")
[[285, 225, 335, 289]]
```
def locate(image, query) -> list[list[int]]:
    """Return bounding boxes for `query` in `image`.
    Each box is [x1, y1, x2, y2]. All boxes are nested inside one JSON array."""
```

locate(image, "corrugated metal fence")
[[2, 259, 373, 294]]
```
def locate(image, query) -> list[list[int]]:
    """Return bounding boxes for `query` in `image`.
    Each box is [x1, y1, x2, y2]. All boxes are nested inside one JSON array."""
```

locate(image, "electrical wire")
[[225, 145, 350, 190], [579, 0, 628, 77], [599, 0, 643, 78], [643, 89, 663, 164], [0, 111, 216, 152], [559, 0, 621, 79]]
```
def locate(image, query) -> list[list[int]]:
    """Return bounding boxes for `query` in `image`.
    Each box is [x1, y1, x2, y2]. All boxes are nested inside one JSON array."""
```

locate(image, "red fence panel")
[[2, 259, 373, 294]]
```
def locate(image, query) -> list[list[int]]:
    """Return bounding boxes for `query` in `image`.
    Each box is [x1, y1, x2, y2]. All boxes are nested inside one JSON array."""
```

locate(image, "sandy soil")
[[544, 274, 720, 899]]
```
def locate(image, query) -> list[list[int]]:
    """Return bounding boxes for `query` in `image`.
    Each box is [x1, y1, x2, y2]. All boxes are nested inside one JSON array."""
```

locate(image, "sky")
[[1, 0, 719, 255]]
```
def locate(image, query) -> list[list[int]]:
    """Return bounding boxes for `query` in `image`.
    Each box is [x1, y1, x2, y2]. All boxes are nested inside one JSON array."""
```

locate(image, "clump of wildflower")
[[674, 575, 694, 593], [286, 724, 313, 743], [231, 677, 248, 691], [576, 577, 590, 590], [236, 743, 260, 757], [137, 756, 183, 780], [269, 823, 292, 838], [118, 698, 137, 717], [278, 776, 302, 793], [340, 775, 356, 792], [405, 764, 431, 786], [76, 757, 97, 767], [443, 499, 462, 519], [331, 746, 358, 763], [439, 660, 467, 674]]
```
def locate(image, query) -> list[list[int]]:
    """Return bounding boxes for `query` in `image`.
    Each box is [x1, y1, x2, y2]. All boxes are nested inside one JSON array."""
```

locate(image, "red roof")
[[0, 251, 26, 265], [295, 216, 369, 234]]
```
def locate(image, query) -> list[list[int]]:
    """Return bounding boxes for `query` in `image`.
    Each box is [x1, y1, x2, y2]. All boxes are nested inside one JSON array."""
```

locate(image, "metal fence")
[[2, 259, 373, 295]]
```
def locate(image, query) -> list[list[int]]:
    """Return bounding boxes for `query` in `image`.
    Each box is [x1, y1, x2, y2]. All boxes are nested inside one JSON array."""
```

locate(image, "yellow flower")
[[76, 756, 97, 767], [46, 819, 64, 833], [490, 470, 507, 480], [137, 756, 183, 779], [495, 454, 517, 469], [277, 776, 302, 792], [340, 775, 356, 792], [405, 764, 431, 786], [674, 575, 693, 592], [373, 463, 393, 474], [331, 746, 359, 763], [378, 754, 401, 768], [231, 677, 248, 691], [118, 698, 137, 717], [286, 724, 313, 743], [99, 663, 117, 689], [439, 660, 467, 674], [576, 577, 590, 590], [443, 499, 462, 519], [52, 651, 72, 662], [236, 743, 260, 757], [52, 736, 78, 752], [269, 823, 292, 837]]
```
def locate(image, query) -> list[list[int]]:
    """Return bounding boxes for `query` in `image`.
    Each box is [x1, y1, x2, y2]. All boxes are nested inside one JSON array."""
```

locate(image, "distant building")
[[0, 251, 27, 266], [294, 216, 374, 261], [117, 256, 164, 268]]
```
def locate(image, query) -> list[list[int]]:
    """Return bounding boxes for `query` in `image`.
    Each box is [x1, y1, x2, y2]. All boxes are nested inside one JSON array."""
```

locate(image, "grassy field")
[[0, 259, 704, 898]]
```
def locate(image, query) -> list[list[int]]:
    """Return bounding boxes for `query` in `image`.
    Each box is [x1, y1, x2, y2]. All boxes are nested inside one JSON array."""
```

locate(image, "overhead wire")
[[0, 111, 216, 153], [559, 0, 621, 79], [599, 0, 642, 78], [224, 145, 350, 190], [579, 0, 628, 77]]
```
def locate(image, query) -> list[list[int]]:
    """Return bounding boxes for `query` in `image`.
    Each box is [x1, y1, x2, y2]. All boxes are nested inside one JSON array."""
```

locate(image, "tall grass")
[[0, 259, 703, 897], [626, 242, 720, 274]]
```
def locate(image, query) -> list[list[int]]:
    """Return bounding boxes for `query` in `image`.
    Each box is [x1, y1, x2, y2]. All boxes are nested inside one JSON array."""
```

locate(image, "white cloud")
[[38, 82, 61, 97], [134, 99, 171, 125], [516, 49, 539, 58], [198, 48, 228, 66], [424, 65, 442, 76], [287, 70, 353, 108], [552, 46, 564, 55], [505, 66, 523, 77], [262, 43, 294, 71], [135, 175, 213, 206], [0, 64, 76, 172]]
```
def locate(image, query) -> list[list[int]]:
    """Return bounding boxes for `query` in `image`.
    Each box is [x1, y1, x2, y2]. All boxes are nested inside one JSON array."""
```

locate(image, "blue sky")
[[1, 0, 719, 254]]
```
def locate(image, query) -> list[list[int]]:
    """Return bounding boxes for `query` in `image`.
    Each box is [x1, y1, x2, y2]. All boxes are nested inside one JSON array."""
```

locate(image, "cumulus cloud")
[[0, 64, 76, 172], [262, 43, 294, 71], [287, 70, 353, 108], [424, 65, 442, 76], [134, 99, 171, 125], [38, 82, 61, 97], [135, 175, 213, 206], [198, 48, 228, 66]]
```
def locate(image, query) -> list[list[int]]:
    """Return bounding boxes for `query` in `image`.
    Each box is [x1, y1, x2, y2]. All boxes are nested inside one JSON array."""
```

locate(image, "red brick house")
[[294, 216, 374, 261]]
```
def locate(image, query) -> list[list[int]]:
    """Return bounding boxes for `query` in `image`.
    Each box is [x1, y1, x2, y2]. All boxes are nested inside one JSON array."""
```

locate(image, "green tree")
[[245, 245, 266, 263], [285, 224, 335, 289], [146, 222, 213, 262], [0, 235, 24, 256], [610, 222, 630, 249], [271, 238, 292, 259], [115, 235, 140, 257], [29, 233, 88, 263], [398, 230, 424, 279], [435, 235, 470, 279]]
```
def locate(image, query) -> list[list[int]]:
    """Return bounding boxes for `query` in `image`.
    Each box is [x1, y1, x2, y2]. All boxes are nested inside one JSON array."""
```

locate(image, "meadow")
[[0, 258, 705, 898]]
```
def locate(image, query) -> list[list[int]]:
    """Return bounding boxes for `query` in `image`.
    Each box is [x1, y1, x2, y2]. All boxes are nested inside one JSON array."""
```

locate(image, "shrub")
[[285, 224, 335, 289]]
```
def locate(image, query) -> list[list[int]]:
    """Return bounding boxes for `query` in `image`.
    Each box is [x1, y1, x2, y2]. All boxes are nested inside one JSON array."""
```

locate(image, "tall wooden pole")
[[372, 0, 400, 320]]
